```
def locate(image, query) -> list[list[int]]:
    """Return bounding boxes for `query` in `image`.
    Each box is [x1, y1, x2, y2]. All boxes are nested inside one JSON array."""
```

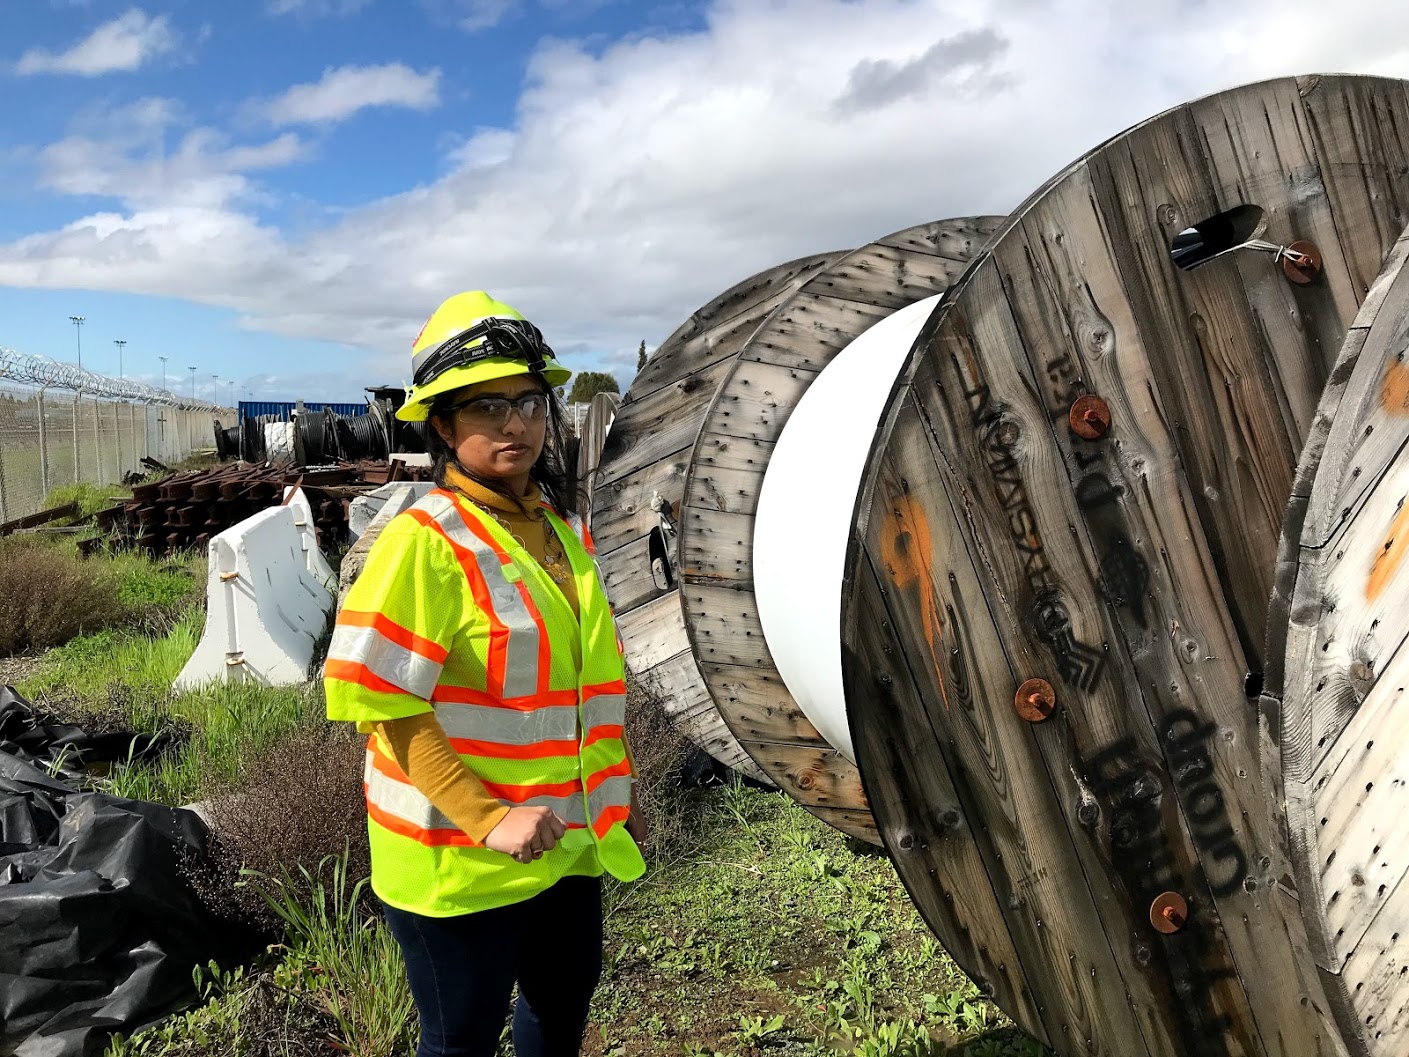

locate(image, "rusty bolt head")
[[1282, 240, 1322, 285], [1068, 395, 1111, 440], [1014, 678, 1055, 722], [1150, 891, 1189, 934]]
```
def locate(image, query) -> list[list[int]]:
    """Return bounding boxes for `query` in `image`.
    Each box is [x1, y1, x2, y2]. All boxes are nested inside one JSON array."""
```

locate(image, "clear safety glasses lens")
[[451, 393, 548, 428]]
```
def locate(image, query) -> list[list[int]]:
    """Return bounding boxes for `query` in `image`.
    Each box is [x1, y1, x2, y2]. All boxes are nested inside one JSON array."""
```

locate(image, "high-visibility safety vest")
[[324, 488, 645, 917]]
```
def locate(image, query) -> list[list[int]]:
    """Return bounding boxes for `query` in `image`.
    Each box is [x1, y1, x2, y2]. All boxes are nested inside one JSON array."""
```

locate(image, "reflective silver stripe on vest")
[[512, 791, 589, 827], [416, 493, 540, 699], [329, 624, 442, 699], [582, 693, 626, 731], [365, 752, 458, 832], [590, 775, 633, 817], [435, 702, 579, 746]]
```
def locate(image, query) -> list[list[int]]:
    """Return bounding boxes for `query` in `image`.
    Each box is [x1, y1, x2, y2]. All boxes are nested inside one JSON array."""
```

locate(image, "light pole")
[[68, 316, 84, 367], [113, 339, 126, 379], [188, 366, 196, 399], [158, 355, 168, 392], [227, 380, 235, 407], [212, 373, 219, 406]]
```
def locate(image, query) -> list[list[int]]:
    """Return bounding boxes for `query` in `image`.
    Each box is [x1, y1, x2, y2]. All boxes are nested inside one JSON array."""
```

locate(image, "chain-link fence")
[[0, 376, 229, 523]]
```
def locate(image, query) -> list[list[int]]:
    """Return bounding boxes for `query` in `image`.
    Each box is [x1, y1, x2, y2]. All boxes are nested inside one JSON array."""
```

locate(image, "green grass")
[[44, 480, 130, 519], [102, 779, 1046, 1057], [18, 605, 314, 807]]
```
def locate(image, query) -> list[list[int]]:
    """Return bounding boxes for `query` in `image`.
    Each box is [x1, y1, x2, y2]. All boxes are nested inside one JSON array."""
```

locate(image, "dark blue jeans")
[[380, 875, 604, 1057]]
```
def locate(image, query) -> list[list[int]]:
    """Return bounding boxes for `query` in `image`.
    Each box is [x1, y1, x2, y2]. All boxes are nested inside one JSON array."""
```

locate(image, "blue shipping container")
[[238, 400, 369, 423]]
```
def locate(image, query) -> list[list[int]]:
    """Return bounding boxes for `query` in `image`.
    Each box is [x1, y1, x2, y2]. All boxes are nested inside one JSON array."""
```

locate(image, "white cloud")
[[34, 98, 306, 210], [263, 64, 442, 126], [2, 0, 1409, 387], [266, 0, 373, 16], [421, 0, 519, 34], [15, 8, 178, 76]]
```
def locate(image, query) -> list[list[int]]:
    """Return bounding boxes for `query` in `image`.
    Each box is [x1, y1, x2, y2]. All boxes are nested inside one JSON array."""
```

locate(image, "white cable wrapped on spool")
[[263, 420, 295, 462], [753, 294, 941, 763]]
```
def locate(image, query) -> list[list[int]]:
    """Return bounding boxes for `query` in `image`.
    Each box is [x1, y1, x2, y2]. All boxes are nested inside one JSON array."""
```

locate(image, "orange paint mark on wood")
[[1380, 360, 1409, 415], [880, 493, 949, 708], [1367, 502, 1409, 602]]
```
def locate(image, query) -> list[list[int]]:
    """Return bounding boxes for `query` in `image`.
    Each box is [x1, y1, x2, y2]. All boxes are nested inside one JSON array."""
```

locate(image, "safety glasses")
[[446, 392, 549, 429]]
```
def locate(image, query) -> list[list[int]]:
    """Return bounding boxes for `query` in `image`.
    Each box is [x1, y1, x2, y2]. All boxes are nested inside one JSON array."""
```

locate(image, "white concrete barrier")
[[175, 505, 335, 690]]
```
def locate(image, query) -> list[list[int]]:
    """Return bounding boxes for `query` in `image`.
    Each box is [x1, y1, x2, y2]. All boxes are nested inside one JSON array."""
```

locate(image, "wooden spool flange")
[[1263, 226, 1409, 1057], [841, 74, 1409, 1057], [679, 218, 1002, 844], [594, 253, 844, 779]]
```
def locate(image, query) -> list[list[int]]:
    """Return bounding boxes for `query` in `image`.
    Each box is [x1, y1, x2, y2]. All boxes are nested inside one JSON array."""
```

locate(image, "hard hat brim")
[[395, 356, 572, 422]]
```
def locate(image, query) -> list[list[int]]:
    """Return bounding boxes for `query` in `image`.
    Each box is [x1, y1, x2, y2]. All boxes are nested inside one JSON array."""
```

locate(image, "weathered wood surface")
[[574, 391, 619, 525], [595, 254, 844, 781], [679, 219, 1002, 846], [844, 75, 1409, 1057], [1264, 226, 1409, 1057]]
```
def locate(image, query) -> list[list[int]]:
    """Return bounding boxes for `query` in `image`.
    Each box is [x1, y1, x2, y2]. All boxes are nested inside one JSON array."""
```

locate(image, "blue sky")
[[0, 0, 1403, 403]]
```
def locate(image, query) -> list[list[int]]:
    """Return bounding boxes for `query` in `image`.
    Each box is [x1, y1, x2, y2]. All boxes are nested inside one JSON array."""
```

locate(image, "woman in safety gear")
[[324, 291, 646, 1057]]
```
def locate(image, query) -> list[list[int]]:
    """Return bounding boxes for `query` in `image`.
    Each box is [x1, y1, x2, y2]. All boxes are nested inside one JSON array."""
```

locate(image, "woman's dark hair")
[[425, 375, 576, 515]]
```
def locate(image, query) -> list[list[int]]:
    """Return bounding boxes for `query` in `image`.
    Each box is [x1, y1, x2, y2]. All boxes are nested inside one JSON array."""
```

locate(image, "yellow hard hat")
[[397, 291, 571, 422]]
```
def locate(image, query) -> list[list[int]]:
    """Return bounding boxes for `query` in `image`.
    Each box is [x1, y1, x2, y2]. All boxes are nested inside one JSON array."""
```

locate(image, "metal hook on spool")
[[1242, 238, 1323, 284]]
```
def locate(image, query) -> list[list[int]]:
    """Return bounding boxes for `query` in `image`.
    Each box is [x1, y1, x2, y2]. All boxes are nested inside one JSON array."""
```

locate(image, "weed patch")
[[0, 536, 125, 653], [190, 718, 370, 931]]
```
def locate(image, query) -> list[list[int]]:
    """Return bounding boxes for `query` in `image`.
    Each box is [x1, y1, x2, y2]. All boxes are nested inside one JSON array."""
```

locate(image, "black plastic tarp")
[[0, 688, 244, 1056]]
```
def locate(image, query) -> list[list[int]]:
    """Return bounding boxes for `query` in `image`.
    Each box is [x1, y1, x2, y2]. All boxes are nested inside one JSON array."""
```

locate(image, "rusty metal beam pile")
[[96, 459, 431, 557]]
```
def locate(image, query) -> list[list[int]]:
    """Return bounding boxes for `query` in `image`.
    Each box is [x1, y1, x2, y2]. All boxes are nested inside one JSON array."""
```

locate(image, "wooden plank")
[[616, 591, 688, 674], [592, 254, 845, 782], [1299, 75, 1409, 299], [631, 647, 765, 781], [680, 582, 772, 669], [0, 501, 78, 535], [596, 356, 734, 489], [1086, 96, 1297, 668], [679, 218, 1005, 849], [907, 255, 1262, 1056], [683, 463, 765, 519], [574, 391, 619, 523], [592, 452, 688, 559], [695, 660, 829, 747], [1188, 78, 1361, 441], [1000, 166, 1339, 1057], [627, 253, 840, 395], [691, 432, 774, 474], [1265, 218, 1409, 1057], [597, 534, 665, 615], [699, 358, 817, 442], [740, 296, 893, 372], [679, 507, 754, 582], [792, 242, 977, 312], [857, 396, 1173, 1056], [842, 550, 1051, 1045]]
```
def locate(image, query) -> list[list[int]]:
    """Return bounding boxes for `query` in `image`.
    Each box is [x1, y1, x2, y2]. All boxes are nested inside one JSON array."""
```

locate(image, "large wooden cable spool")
[[595, 253, 844, 778], [681, 219, 1001, 844], [841, 74, 1409, 1057], [1263, 227, 1409, 1057]]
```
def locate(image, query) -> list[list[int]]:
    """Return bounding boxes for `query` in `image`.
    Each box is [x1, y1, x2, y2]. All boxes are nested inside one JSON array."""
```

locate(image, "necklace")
[[461, 494, 572, 586]]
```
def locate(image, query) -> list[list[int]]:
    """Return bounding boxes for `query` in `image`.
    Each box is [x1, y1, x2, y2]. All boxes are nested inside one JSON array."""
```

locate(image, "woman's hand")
[[626, 788, 647, 848], [485, 806, 567, 864]]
